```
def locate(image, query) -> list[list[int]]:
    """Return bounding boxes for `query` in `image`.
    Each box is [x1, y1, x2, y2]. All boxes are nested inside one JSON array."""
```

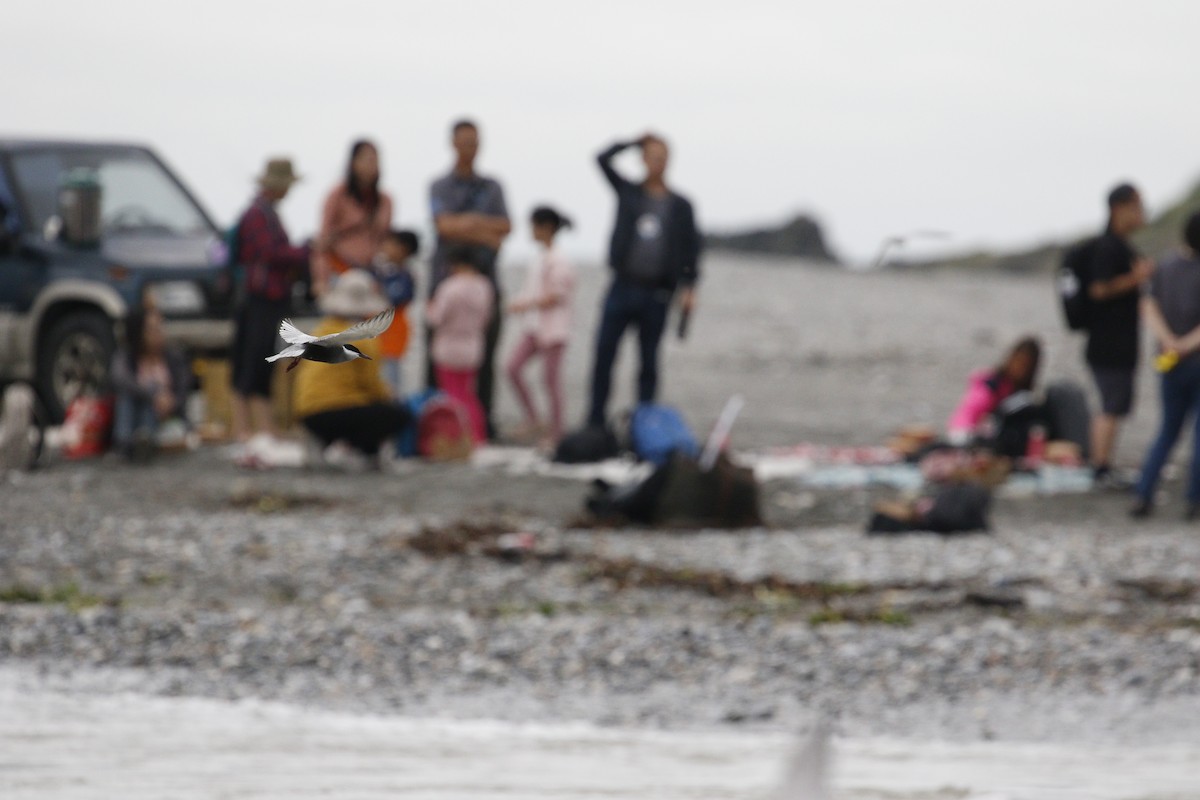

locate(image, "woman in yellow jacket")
[[294, 270, 410, 459]]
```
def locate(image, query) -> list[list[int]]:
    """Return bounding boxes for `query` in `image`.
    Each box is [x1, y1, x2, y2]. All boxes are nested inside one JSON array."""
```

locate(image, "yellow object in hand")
[[1155, 350, 1180, 373]]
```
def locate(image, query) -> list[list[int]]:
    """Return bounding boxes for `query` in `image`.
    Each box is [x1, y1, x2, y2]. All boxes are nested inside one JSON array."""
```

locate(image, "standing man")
[[229, 158, 311, 449], [428, 119, 511, 440], [1086, 182, 1154, 485], [587, 133, 701, 428]]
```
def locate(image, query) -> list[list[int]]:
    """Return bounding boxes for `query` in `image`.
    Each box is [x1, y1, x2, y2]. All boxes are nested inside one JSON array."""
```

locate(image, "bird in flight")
[[265, 308, 395, 371]]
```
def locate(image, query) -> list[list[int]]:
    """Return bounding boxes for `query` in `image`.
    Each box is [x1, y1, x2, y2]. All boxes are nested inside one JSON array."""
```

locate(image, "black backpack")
[[1058, 237, 1099, 331], [553, 424, 621, 464]]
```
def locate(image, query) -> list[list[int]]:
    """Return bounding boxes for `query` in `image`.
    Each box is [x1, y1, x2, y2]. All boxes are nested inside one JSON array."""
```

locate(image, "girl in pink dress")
[[426, 247, 495, 444], [506, 206, 576, 446]]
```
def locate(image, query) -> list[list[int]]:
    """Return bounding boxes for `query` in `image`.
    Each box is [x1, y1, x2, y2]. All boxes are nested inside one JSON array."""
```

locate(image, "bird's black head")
[[346, 344, 371, 360]]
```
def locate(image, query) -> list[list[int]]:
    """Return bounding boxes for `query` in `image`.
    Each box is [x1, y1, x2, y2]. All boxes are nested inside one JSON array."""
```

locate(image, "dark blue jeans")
[[113, 392, 159, 448], [1135, 359, 1200, 504], [588, 280, 671, 427]]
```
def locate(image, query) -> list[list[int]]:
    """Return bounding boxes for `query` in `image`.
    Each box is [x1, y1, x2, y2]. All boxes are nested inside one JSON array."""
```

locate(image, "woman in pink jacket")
[[427, 247, 495, 444], [311, 139, 394, 296], [947, 336, 1042, 444], [506, 206, 576, 445]]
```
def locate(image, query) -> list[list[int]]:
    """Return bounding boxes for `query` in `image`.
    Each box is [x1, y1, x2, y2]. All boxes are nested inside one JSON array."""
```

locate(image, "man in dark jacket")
[[587, 133, 701, 427]]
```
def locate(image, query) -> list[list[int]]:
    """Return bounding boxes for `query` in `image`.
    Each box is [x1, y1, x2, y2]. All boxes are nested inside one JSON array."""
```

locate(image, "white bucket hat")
[[318, 269, 389, 318]]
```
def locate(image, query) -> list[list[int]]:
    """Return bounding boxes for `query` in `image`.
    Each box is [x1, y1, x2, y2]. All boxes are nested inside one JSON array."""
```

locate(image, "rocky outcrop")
[[706, 214, 839, 263]]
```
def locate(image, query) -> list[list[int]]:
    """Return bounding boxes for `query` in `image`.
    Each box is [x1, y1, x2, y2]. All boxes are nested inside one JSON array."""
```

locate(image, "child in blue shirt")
[[373, 229, 419, 397]]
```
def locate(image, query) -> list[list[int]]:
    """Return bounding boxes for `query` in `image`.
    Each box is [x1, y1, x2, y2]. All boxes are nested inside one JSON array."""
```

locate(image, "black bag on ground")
[[586, 468, 672, 524], [586, 452, 763, 528], [922, 483, 991, 533], [868, 483, 992, 536], [1042, 380, 1090, 459], [656, 452, 763, 528], [554, 424, 621, 464]]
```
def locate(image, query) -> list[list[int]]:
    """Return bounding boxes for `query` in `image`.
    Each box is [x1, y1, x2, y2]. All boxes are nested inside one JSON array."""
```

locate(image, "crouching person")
[[293, 269, 410, 467], [946, 337, 1042, 455], [110, 307, 191, 462]]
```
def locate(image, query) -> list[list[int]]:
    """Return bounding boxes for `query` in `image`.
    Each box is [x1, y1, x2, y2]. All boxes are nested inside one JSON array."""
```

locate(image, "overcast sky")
[[6, 0, 1199, 265]]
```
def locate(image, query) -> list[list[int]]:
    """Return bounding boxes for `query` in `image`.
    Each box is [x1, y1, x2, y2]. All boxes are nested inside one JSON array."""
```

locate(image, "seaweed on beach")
[[580, 557, 869, 602], [225, 486, 336, 514], [0, 583, 104, 611], [406, 520, 517, 558]]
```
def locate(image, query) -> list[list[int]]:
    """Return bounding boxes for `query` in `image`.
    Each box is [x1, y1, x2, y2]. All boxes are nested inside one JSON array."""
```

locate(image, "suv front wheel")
[[38, 311, 116, 422]]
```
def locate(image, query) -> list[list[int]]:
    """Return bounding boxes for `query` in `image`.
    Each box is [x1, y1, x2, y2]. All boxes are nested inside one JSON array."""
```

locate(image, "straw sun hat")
[[256, 158, 302, 192], [318, 269, 389, 319]]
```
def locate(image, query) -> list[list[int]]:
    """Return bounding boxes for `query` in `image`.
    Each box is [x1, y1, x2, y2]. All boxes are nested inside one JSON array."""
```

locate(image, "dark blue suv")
[[0, 139, 237, 420]]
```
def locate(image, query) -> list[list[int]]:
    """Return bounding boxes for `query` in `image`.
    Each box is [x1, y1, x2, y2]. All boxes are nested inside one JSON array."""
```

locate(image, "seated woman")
[[293, 269, 410, 464], [110, 307, 191, 461], [946, 336, 1042, 453]]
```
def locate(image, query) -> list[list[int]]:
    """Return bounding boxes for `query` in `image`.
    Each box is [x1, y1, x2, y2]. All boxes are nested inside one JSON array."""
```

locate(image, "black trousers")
[[588, 280, 670, 427], [231, 297, 289, 398], [301, 403, 411, 456]]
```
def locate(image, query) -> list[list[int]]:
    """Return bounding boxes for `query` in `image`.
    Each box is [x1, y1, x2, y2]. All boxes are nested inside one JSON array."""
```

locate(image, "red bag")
[[62, 395, 114, 459], [417, 396, 473, 462]]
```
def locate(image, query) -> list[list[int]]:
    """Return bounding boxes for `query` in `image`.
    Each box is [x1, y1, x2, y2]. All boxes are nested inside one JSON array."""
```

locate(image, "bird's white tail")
[[265, 344, 305, 362]]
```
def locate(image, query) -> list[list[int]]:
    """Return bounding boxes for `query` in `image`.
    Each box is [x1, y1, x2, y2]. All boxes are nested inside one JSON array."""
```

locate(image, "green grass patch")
[[0, 583, 104, 611]]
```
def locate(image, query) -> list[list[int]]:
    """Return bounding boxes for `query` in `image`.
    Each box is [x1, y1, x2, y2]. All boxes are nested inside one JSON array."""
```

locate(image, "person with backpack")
[[1131, 212, 1200, 519], [1082, 183, 1154, 486], [506, 206, 576, 448], [228, 158, 311, 450], [586, 132, 702, 429]]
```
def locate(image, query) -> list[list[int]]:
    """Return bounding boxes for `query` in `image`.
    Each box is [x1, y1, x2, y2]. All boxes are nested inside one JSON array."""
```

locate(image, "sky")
[[5, 0, 1200, 265]]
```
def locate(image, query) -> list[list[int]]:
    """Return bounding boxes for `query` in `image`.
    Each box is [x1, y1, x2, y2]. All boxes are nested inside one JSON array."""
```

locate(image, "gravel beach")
[[3, 257, 1199, 755]]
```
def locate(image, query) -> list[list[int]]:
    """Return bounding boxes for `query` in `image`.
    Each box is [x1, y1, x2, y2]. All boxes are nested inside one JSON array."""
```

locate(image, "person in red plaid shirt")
[[229, 158, 311, 447]]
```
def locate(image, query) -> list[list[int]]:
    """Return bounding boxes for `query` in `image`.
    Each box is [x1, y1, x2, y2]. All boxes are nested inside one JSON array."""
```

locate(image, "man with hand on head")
[[587, 132, 702, 429]]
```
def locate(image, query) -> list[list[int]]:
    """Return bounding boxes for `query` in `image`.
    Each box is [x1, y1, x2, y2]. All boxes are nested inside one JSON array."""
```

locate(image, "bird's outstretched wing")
[[278, 319, 317, 345], [316, 308, 395, 346], [265, 344, 306, 362]]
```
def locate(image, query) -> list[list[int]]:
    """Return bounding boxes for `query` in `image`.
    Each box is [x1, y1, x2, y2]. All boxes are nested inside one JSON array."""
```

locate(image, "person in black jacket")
[[587, 133, 701, 427]]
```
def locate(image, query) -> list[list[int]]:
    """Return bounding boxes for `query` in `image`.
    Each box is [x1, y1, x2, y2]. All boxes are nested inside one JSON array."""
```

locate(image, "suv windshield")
[[8, 146, 213, 238]]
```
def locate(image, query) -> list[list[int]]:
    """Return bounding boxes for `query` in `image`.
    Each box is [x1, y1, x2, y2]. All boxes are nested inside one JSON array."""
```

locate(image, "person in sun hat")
[[228, 157, 311, 452], [293, 269, 410, 464]]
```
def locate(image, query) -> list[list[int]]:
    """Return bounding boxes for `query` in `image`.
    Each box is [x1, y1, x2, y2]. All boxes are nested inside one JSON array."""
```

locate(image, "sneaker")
[[1093, 467, 1135, 492], [322, 441, 370, 472], [1129, 500, 1153, 519], [131, 433, 156, 464]]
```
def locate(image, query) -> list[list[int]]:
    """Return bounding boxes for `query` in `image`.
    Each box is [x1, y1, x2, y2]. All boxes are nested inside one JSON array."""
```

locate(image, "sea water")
[[3, 680, 1198, 800]]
